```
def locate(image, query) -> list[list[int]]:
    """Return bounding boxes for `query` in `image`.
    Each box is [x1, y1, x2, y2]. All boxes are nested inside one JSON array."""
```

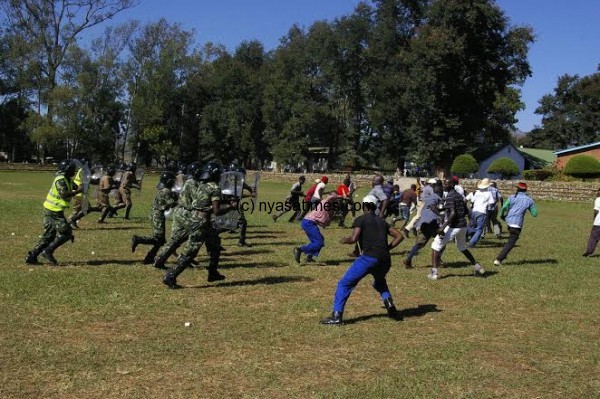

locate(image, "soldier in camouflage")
[[132, 171, 178, 264], [224, 163, 255, 247], [162, 162, 237, 289], [97, 165, 118, 223], [25, 159, 83, 265]]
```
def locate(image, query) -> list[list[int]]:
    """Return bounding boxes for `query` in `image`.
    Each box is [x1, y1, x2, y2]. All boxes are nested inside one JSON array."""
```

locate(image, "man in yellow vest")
[[25, 159, 83, 265], [68, 158, 100, 228]]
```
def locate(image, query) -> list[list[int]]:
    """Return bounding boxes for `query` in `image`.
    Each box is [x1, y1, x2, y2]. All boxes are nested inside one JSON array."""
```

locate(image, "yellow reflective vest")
[[73, 168, 83, 199], [43, 175, 72, 212]]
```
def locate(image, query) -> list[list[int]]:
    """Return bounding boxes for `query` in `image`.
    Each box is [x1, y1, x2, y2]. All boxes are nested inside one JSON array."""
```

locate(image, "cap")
[[427, 178, 437, 184], [362, 194, 379, 205], [517, 182, 527, 190], [452, 176, 460, 183], [321, 176, 329, 184]]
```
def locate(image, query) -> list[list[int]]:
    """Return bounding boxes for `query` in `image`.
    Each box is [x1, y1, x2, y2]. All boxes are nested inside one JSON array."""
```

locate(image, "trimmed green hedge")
[[563, 155, 600, 178], [451, 154, 479, 176], [522, 168, 554, 181], [487, 157, 520, 179]]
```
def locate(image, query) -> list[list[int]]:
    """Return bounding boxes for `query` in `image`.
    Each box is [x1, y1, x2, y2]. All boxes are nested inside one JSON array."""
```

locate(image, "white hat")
[[362, 194, 379, 205], [427, 178, 437, 184], [477, 178, 491, 190]]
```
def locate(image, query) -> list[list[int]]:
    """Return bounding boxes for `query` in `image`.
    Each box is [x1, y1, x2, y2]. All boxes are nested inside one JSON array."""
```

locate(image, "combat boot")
[[143, 245, 160, 265], [124, 205, 132, 220], [25, 251, 40, 265], [320, 311, 343, 325], [163, 256, 189, 289], [40, 234, 71, 266], [131, 236, 139, 253]]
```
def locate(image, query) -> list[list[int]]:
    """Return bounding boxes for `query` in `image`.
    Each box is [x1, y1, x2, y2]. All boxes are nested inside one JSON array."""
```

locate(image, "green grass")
[[1, 171, 599, 398]]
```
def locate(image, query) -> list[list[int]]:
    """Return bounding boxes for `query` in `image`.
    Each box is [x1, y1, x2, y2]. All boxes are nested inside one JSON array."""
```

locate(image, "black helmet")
[[187, 162, 203, 181], [159, 171, 176, 189], [225, 162, 246, 175], [176, 161, 187, 175], [79, 158, 91, 168], [119, 162, 127, 171], [127, 162, 137, 173], [106, 164, 117, 176], [200, 162, 221, 182], [57, 159, 77, 177]]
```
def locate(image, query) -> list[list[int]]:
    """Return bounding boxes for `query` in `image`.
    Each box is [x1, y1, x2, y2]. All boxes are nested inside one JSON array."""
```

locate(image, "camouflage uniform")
[[26, 173, 75, 264], [132, 187, 177, 264], [161, 180, 222, 285]]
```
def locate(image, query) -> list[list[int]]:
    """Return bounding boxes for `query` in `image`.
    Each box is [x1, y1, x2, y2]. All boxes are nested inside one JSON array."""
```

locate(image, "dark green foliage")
[[487, 157, 520, 179], [563, 155, 600, 178], [450, 154, 479, 175], [522, 168, 554, 181]]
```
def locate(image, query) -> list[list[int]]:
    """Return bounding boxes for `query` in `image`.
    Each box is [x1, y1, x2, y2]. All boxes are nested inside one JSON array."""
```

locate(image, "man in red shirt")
[[336, 178, 351, 227]]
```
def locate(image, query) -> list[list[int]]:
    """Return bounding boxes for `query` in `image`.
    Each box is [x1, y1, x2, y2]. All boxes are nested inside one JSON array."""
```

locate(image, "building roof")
[[470, 143, 511, 163], [517, 147, 556, 169], [554, 142, 600, 156]]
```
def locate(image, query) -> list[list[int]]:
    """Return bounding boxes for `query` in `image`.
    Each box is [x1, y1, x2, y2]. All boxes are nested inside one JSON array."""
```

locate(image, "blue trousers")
[[467, 211, 487, 247], [301, 219, 324, 257], [333, 255, 392, 313]]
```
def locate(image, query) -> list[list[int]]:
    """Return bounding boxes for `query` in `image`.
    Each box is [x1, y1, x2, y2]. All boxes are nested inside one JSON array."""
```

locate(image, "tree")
[[403, 0, 533, 174], [450, 154, 479, 176], [532, 69, 600, 149], [487, 157, 520, 179], [0, 0, 138, 116], [563, 155, 600, 179]]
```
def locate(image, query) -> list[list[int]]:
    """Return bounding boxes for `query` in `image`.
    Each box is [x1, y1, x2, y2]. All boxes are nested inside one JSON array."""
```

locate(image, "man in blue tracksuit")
[[321, 195, 405, 325], [494, 182, 538, 265]]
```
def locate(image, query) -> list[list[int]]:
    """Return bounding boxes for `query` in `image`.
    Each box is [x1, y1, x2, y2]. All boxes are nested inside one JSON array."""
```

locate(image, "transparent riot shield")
[[214, 171, 245, 230], [135, 168, 145, 196], [90, 164, 103, 203], [72, 159, 92, 214]]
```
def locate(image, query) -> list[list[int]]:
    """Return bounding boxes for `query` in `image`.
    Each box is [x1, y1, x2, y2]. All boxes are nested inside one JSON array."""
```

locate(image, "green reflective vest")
[[43, 175, 72, 212]]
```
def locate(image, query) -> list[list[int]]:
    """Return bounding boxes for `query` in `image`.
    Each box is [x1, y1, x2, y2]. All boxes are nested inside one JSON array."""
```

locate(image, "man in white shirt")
[[583, 188, 600, 257], [465, 178, 495, 248]]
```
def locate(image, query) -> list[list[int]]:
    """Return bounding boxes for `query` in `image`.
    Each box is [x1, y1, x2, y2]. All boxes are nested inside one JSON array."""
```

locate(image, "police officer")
[[114, 162, 139, 219], [224, 163, 254, 247], [25, 159, 83, 265], [68, 158, 100, 228], [97, 165, 118, 223], [132, 171, 178, 264], [162, 162, 237, 288]]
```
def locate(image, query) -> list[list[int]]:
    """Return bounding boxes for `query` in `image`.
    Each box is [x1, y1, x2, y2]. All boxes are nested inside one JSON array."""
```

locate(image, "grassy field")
[[0, 170, 599, 399]]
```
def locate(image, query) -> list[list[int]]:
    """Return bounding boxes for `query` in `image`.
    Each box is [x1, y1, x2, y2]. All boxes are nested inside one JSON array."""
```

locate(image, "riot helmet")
[[106, 164, 117, 176], [57, 159, 77, 178], [159, 171, 176, 189], [118, 162, 127, 171], [187, 162, 203, 181], [199, 162, 222, 182], [225, 162, 246, 175], [127, 162, 137, 173]]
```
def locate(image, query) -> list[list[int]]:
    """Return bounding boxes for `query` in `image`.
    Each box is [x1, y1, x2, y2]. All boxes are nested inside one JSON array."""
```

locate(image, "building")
[[554, 142, 600, 169], [472, 143, 555, 179]]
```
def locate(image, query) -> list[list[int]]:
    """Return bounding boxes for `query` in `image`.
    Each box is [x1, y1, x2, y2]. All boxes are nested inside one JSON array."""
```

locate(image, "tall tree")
[[531, 69, 600, 149]]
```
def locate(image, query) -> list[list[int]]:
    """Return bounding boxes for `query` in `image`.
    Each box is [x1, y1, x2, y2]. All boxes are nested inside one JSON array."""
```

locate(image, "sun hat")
[[477, 178, 492, 190], [427, 178, 437, 184], [362, 194, 379, 205]]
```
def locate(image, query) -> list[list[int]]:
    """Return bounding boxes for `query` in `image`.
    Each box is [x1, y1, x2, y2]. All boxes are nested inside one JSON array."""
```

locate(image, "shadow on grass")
[[187, 275, 313, 289], [507, 258, 559, 266], [343, 304, 442, 325], [221, 249, 274, 256], [437, 270, 499, 280], [220, 261, 289, 269], [470, 242, 505, 248], [253, 241, 299, 247], [88, 226, 139, 231], [70, 259, 139, 266]]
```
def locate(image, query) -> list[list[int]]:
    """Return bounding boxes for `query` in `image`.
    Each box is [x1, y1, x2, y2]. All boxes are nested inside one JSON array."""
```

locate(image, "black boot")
[[25, 250, 40, 265], [238, 219, 250, 247], [163, 256, 189, 289], [131, 235, 139, 253], [207, 243, 225, 282], [124, 205, 132, 220], [321, 311, 343, 325], [143, 245, 160, 265], [384, 297, 402, 320], [40, 234, 71, 265]]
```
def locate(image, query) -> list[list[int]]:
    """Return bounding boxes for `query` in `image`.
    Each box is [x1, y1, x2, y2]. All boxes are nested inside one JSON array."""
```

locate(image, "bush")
[[451, 154, 479, 176], [522, 168, 554, 181], [563, 155, 600, 178], [487, 157, 520, 179]]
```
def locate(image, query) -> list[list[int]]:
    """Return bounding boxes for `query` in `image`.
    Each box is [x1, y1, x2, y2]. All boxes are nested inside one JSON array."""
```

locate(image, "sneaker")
[[306, 255, 315, 263], [493, 259, 502, 266], [474, 263, 485, 276], [403, 259, 413, 269], [582, 253, 590, 257], [163, 275, 182, 289], [293, 247, 301, 263], [41, 250, 58, 265], [320, 311, 343, 325], [427, 272, 438, 280]]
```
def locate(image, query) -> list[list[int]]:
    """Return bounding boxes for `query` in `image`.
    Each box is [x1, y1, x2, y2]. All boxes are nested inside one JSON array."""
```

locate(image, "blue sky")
[[89, 0, 600, 133]]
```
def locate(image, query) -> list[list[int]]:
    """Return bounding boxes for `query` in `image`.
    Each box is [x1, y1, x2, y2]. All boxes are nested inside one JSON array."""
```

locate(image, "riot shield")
[[214, 171, 245, 230], [72, 159, 92, 214], [90, 164, 103, 203], [249, 171, 261, 206], [135, 168, 145, 196]]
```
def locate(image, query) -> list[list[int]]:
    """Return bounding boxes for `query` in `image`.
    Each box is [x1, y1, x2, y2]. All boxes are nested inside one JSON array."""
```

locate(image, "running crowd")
[[23, 160, 600, 325]]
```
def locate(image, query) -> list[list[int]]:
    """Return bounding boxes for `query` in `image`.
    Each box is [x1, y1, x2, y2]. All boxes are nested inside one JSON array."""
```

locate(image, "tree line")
[[0, 0, 535, 172]]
